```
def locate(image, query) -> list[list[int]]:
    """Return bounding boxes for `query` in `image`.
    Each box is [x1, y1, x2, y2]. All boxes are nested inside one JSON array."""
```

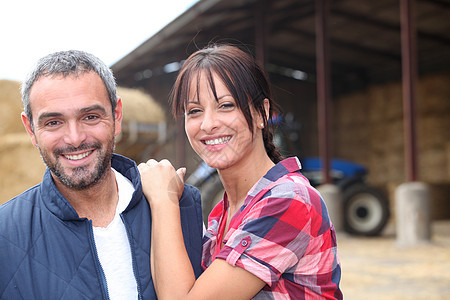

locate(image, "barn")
[[110, 0, 450, 235]]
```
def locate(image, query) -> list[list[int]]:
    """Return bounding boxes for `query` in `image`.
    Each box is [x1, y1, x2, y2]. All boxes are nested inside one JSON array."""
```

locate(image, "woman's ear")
[[256, 98, 270, 129]]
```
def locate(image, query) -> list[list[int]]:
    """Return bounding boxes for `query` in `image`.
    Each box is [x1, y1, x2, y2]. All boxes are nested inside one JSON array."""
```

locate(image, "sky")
[[0, 0, 198, 81]]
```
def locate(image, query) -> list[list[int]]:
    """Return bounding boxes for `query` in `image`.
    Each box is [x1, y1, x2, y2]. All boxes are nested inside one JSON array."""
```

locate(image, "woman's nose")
[[200, 111, 218, 133]]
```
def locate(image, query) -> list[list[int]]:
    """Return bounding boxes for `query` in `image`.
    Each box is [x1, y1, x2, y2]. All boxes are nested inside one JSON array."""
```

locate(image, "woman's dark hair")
[[170, 44, 283, 163]]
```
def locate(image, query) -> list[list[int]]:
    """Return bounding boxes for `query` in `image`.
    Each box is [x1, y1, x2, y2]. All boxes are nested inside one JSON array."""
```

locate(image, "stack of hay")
[[116, 87, 166, 163], [0, 80, 165, 205], [0, 80, 45, 204]]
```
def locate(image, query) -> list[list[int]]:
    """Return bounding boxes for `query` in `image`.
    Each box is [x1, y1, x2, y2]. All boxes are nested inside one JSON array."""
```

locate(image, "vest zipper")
[[121, 214, 143, 300], [88, 220, 110, 300]]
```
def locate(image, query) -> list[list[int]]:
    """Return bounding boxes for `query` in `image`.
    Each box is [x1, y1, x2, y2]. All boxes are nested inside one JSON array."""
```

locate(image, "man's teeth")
[[64, 151, 92, 160], [204, 136, 231, 145]]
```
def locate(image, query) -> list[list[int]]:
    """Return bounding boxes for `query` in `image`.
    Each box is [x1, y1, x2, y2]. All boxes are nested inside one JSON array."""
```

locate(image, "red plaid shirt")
[[202, 157, 343, 299]]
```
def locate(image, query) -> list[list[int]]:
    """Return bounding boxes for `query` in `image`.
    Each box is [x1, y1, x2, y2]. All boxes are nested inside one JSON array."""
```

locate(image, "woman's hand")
[[138, 159, 186, 207]]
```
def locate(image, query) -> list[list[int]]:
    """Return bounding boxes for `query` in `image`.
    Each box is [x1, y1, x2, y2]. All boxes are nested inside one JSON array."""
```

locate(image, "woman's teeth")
[[204, 136, 231, 145]]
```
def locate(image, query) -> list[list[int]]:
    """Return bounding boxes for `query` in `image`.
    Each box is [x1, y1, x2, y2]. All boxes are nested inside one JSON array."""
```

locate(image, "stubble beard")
[[39, 139, 115, 190]]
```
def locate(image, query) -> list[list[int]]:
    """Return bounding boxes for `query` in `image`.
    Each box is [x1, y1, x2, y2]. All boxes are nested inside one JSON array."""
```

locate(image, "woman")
[[138, 44, 343, 299]]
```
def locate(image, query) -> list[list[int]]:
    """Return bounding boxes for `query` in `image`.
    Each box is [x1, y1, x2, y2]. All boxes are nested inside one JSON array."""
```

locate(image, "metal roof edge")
[[111, 0, 222, 72]]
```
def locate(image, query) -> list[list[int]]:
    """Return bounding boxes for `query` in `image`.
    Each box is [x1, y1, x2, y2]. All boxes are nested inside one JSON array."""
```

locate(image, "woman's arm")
[[138, 159, 266, 300]]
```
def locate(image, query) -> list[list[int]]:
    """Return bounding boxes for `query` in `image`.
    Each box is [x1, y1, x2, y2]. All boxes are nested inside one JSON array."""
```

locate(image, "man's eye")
[[84, 115, 99, 121], [45, 120, 60, 127]]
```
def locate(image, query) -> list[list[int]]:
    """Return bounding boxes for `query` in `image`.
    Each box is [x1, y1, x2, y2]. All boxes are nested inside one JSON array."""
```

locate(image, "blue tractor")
[[300, 157, 390, 236], [186, 157, 390, 236]]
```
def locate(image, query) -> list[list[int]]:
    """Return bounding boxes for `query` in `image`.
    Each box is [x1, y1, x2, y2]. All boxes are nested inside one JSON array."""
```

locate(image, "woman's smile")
[[202, 136, 231, 146]]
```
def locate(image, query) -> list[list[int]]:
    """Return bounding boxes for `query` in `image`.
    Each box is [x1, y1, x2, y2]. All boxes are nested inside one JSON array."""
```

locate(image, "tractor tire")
[[343, 183, 390, 236]]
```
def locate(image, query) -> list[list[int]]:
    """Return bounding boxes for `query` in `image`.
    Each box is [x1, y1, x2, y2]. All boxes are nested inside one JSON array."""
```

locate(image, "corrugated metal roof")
[[112, 0, 450, 95]]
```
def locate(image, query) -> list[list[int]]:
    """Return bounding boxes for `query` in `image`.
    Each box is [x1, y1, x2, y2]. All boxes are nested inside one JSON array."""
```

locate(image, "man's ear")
[[114, 97, 123, 137], [21, 112, 38, 148]]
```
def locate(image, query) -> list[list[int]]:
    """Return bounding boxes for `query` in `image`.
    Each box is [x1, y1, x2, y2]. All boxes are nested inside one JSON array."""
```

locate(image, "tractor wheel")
[[343, 183, 390, 236]]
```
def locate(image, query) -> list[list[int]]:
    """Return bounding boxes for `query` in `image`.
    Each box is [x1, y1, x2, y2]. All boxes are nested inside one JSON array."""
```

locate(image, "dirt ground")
[[338, 220, 450, 299]]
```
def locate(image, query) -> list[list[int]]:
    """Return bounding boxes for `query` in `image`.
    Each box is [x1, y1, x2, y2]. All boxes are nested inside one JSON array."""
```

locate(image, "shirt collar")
[[242, 156, 302, 205], [263, 156, 302, 182]]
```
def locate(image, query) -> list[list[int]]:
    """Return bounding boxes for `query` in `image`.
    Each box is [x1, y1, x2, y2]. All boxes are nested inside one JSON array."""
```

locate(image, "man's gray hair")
[[21, 50, 118, 127]]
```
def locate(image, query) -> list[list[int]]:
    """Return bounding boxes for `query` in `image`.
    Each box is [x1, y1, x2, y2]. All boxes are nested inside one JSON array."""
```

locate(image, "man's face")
[[21, 71, 122, 190]]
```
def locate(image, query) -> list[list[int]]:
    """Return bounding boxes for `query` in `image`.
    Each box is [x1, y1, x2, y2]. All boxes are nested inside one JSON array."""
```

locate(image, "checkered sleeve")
[[216, 176, 330, 288]]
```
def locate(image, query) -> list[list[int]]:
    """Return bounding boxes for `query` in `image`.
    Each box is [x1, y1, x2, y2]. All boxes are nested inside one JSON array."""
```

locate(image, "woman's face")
[[184, 72, 262, 171]]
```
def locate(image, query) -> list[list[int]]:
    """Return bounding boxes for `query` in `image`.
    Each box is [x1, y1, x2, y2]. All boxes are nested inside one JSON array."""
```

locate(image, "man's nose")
[[63, 122, 87, 148]]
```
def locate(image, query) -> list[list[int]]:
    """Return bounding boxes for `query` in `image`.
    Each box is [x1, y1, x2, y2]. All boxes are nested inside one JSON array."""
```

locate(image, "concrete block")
[[317, 184, 343, 232], [395, 182, 431, 246]]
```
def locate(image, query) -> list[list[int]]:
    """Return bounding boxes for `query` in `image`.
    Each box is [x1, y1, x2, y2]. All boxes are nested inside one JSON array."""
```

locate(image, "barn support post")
[[315, 0, 343, 232], [396, 0, 431, 245], [315, 0, 332, 185], [401, 0, 418, 182], [254, 0, 268, 69]]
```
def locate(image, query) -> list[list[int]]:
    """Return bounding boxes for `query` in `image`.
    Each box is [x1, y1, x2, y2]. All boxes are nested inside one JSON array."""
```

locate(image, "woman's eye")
[[220, 102, 235, 109], [187, 108, 201, 115]]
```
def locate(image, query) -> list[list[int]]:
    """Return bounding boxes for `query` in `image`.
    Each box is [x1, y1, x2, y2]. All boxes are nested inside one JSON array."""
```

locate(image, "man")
[[0, 50, 203, 299]]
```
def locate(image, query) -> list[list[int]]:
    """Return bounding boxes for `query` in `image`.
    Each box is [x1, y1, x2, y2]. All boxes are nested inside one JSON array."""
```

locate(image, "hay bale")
[[418, 73, 450, 114], [334, 72, 450, 186], [115, 87, 167, 162], [0, 80, 43, 204], [447, 141, 450, 181], [117, 86, 165, 124], [0, 133, 45, 205], [0, 80, 25, 135]]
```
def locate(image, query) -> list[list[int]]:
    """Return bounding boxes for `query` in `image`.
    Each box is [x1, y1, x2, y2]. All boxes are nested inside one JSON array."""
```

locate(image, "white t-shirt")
[[93, 168, 138, 299]]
